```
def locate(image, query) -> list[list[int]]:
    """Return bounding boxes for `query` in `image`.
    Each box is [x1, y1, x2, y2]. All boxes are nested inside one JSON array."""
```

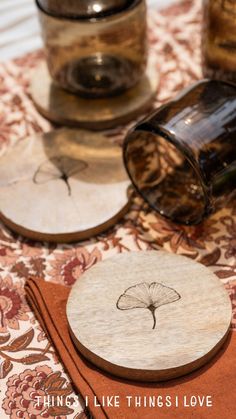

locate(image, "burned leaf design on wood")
[[33, 156, 88, 196], [117, 282, 181, 329]]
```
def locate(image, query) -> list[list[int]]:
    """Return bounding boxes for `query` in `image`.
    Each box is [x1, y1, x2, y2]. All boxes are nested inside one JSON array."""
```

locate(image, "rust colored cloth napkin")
[[25, 277, 236, 419]]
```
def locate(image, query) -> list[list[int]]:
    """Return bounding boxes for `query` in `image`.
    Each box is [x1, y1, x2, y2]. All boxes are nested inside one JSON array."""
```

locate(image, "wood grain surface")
[[30, 58, 159, 130], [67, 251, 232, 381], [0, 128, 130, 242]]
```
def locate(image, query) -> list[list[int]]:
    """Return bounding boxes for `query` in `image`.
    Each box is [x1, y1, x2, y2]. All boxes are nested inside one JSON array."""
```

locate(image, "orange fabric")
[[25, 277, 236, 419]]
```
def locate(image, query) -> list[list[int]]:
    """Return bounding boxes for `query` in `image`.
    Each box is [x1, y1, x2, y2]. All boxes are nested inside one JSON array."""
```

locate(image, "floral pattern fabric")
[[0, 1, 235, 418]]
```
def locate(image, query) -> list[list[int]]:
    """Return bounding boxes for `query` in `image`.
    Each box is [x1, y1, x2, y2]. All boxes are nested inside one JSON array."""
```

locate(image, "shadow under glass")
[[125, 131, 207, 225]]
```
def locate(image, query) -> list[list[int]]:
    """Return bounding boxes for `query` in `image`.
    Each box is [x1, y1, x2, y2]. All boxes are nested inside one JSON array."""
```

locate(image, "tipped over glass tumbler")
[[123, 80, 236, 225], [36, 0, 147, 98]]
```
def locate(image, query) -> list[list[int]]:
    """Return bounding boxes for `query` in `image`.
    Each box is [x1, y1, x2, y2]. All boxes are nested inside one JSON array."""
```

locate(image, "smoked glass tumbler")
[[36, 0, 147, 98], [123, 80, 236, 225], [202, 0, 236, 83]]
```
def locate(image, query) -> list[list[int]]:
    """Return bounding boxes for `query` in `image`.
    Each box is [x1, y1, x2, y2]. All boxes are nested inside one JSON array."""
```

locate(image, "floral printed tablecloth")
[[0, 1, 235, 418]]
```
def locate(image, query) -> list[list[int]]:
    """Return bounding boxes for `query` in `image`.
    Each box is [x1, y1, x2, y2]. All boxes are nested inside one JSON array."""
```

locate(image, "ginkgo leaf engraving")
[[117, 282, 181, 330], [33, 156, 88, 196]]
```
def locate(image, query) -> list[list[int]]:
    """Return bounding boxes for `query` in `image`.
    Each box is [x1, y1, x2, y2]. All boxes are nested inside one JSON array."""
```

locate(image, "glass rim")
[[36, 0, 143, 23]]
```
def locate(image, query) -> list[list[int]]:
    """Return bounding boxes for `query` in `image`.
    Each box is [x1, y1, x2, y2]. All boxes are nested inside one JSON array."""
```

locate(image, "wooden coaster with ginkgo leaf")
[[67, 251, 232, 382], [0, 128, 130, 243]]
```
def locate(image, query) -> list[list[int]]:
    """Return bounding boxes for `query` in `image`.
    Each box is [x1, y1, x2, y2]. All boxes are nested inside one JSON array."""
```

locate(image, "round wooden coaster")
[[30, 59, 159, 130], [67, 251, 232, 382], [0, 129, 130, 242]]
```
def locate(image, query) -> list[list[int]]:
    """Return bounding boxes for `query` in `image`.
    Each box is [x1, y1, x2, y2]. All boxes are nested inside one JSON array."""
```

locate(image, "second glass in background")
[[123, 80, 236, 225]]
